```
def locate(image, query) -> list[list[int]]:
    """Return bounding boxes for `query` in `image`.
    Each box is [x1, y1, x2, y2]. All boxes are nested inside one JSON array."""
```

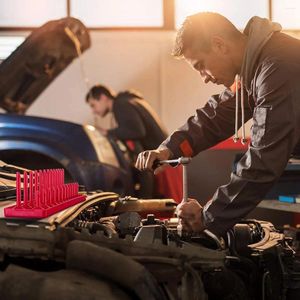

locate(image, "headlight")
[[83, 124, 119, 168]]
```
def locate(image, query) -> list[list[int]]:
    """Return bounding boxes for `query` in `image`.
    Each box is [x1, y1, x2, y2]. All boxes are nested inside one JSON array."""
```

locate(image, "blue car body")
[[0, 113, 133, 194]]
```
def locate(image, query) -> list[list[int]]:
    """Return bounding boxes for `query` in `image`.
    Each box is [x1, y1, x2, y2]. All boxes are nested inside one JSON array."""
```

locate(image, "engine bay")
[[0, 191, 299, 300], [0, 163, 300, 299]]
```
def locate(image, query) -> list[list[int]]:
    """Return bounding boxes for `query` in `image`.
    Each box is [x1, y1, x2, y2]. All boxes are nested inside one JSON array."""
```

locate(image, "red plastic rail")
[[4, 169, 86, 219]]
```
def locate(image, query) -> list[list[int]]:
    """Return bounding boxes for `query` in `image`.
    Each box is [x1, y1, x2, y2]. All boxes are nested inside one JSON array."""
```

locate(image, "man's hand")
[[135, 147, 172, 175], [176, 199, 205, 233]]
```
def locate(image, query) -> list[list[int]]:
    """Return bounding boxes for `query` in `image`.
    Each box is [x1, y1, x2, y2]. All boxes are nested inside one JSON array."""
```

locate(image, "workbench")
[[258, 200, 300, 213]]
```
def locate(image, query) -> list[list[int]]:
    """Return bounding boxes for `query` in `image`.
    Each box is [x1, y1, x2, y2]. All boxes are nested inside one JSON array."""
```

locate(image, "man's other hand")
[[135, 147, 172, 175], [176, 199, 204, 233]]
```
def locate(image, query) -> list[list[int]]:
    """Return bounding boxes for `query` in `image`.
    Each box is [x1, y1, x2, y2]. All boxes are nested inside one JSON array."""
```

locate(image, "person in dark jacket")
[[136, 12, 300, 236], [86, 85, 167, 152], [86, 84, 168, 197]]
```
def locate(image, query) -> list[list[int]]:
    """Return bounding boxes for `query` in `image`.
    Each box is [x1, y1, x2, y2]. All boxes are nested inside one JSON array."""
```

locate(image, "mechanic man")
[[86, 84, 168, 198], [135, 12, 300, 237], [86, 84, 167, 153]]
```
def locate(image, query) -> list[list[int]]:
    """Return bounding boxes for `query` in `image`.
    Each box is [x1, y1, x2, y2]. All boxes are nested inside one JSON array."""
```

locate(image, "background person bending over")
[[86, 84, 168, 197], [136, 12, 300, 237], [86, 85, 167, 152]]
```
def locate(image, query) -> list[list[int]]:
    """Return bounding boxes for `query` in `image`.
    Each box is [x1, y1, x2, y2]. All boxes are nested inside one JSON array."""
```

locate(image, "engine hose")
[[66, 240, 167, 300], [73, 220, 116, 237]]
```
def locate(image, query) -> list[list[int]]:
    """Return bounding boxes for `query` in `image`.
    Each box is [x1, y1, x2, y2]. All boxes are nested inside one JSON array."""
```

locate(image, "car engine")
[[0, 163, 300, 300]]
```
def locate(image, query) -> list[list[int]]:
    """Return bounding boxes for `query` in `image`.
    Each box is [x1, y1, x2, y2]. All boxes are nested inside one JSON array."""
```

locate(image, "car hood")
[[0, 17, 91, 114]]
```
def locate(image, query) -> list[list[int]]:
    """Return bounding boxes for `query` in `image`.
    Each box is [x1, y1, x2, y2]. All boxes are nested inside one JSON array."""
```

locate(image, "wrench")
[[154, 157, 223, 244]]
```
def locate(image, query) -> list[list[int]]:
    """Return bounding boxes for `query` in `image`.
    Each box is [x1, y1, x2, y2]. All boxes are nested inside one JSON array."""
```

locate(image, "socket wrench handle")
[[153, 156, 191, 202], [153, 157, 191, 168]]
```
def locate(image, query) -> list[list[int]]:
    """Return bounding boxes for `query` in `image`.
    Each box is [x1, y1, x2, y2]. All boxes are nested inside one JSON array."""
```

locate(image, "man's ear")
[[211, 36, 228, 54]]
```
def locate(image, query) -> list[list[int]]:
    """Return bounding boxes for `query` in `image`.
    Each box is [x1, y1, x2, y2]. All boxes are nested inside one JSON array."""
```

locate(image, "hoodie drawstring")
[[233, 75, 247, 145], [233, 75, 240, 142], [240, 77, 247, 144]]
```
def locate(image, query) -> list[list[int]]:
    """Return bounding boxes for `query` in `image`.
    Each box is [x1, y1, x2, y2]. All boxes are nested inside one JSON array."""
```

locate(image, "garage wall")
[[26, 29, 299, 134], [25, 30, 224, 134]]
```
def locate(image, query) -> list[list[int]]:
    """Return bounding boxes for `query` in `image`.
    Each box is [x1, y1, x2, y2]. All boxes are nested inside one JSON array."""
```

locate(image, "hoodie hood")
[[240, 16, 282, 90], [116, 90, 143, 101], [234, 17, 281, 144]]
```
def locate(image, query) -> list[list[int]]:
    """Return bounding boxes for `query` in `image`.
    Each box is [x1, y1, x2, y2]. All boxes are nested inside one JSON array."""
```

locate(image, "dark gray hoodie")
[[161, 16, 300, 236]]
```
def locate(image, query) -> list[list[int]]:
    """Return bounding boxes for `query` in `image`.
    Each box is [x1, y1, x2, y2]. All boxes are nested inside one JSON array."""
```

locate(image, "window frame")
[[0, 0, 175, 31]]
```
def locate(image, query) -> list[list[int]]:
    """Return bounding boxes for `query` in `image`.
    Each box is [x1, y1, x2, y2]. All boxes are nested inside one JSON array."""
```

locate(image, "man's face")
[[184, 37, 237, 88], [88, 96, 109, 117]]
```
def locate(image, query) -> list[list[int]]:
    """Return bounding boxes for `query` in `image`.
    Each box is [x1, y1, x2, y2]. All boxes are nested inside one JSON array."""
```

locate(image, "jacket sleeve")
[[161, 88, 253, 157], [204, 59, 295, 236], [108, 99, 146, 140]]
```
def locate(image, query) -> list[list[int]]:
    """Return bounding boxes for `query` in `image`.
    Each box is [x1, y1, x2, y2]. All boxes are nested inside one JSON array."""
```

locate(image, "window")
[[0, 36, 25, 62], [175, 0, 269, 29], [70, 0, 164, 28], [272, 0, 300, 30], [0, 0, 300, 31], [0, 0, 67, 28]]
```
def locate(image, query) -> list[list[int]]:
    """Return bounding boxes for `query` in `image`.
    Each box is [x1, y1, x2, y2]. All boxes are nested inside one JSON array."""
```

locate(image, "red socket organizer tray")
[[4, 169, 86, 219]]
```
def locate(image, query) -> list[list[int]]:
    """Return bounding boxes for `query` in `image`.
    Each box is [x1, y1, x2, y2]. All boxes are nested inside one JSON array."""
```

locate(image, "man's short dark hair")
[[86, 84, 116, 102], [173, 12, 241, 58]]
